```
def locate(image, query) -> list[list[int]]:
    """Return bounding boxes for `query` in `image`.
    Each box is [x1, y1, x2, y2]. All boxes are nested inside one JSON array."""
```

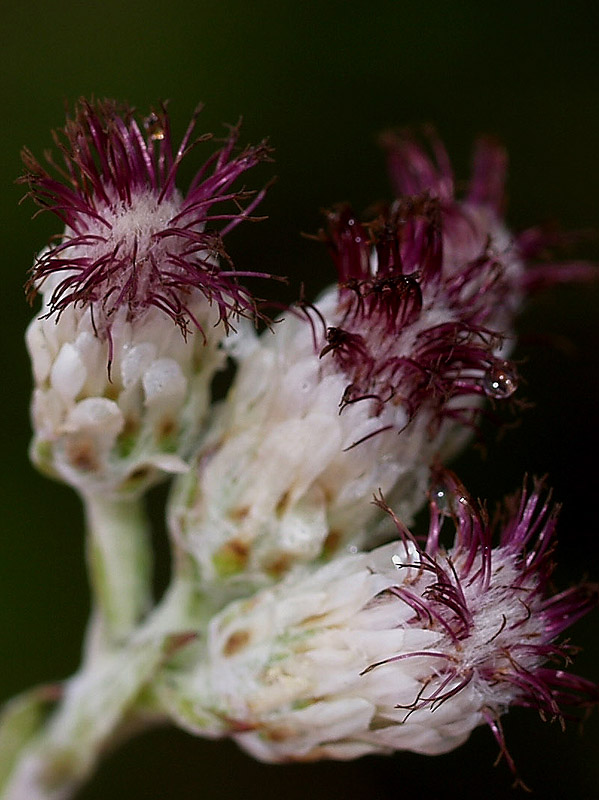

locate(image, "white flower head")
[[169, 135, 529, 588], [21, 99, 274, 497], [158, 475, 598, 782]]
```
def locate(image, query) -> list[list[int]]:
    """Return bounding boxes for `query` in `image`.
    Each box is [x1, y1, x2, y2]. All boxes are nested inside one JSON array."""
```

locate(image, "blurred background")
[[1, 1, 599, 797]]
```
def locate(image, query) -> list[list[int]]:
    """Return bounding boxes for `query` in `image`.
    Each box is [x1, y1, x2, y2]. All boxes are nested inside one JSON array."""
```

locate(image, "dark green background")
[[2, 2, 599, 797]]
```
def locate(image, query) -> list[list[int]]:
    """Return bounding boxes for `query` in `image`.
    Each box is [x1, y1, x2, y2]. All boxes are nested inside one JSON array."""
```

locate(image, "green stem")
[[0, 530, 213, 799], [1, 642, 166, 800], [0, 575, 202, 800], [84, 495, 153, 647], [0, 685, 61, 794]]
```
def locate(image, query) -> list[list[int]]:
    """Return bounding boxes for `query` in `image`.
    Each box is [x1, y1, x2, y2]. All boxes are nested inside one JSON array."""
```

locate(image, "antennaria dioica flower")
[[21, 99, 274, 500], [19, 99, 275, 646], [0, 100, 596, 800], [168, 131, 593, 598], [157, 473, 598, 783]]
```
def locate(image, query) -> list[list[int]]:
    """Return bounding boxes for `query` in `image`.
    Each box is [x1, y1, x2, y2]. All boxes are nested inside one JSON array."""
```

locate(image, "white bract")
[[27, 289, 225, 498], [155, 533, 546, 763]]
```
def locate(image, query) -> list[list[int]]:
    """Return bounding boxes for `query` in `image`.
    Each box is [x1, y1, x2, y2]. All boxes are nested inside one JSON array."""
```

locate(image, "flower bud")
[[158, 476, 598, 776], [21, 99, 273, 497]]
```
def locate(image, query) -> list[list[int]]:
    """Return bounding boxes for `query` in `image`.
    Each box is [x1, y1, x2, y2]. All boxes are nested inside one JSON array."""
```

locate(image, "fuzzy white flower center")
[[105, 193, 182, 252]]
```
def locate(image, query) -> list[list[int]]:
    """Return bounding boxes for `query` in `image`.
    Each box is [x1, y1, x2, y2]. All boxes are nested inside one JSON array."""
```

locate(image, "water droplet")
[[348, 545, 358, 554], [430, 482, 470, 518], [391, 553, 403, 569], [431, 484, 452, 515], [483, 361, 518, 399], [144, 112, 165, 141]]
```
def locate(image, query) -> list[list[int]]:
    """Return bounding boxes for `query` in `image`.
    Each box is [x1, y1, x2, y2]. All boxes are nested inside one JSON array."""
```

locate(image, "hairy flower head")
[[20, 98, 273, 356], [169, 132, 533, 589], [158, 475, 598, 782], [313, 132, 524, 432], [22, 99, 274, 497]]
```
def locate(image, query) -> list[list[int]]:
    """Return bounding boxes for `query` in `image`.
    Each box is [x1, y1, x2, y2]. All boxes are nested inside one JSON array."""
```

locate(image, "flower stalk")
[[1, 633, 171, 800], [84, 495, 153, 647], [0, 562, 209, 800]]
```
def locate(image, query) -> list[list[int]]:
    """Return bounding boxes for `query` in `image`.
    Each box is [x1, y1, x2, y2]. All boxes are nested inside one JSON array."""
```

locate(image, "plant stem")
[[0, 642, 165, 800], [0, 575, 202, 800], [84, 494, 152, 647]]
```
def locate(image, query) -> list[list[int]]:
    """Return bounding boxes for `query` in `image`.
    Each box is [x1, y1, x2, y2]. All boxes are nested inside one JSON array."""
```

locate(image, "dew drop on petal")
[[391, 553, 403, 569], [482, 361, 518, 399]]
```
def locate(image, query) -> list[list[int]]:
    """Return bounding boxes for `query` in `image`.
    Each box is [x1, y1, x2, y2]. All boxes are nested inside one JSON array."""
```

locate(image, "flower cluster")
[[168, 132, 535, 593], [5, 99, 596, 800]]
